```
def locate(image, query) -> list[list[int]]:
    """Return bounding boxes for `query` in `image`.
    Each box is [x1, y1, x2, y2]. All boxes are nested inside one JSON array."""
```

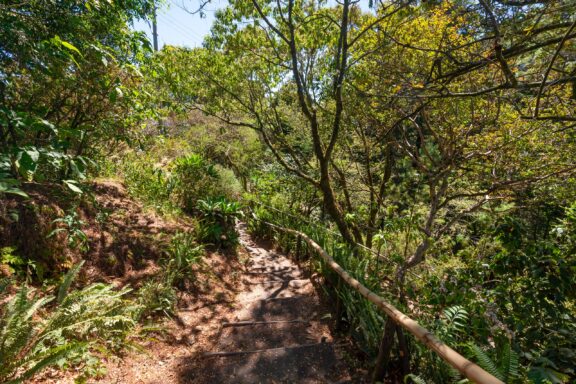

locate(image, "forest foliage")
[[1, 0, 575, 383]]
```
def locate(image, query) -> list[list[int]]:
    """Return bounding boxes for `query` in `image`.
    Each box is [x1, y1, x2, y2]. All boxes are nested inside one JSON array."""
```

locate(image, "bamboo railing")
[[263, 221, 504, 384]]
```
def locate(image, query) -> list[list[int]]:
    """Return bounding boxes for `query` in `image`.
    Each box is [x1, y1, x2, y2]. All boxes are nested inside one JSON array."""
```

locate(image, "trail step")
[[194, 342, 344, 383], [248, 278, 311, 286], [245, 269, 300, 273], [202, 341, 331, 358], [231, 295, 312, 306], [217, 323, 323, 351], [235, 294, 321, 320], [222, 319, 310, 327], [262, 295, 306, 301], [248, 266, 299, 272]]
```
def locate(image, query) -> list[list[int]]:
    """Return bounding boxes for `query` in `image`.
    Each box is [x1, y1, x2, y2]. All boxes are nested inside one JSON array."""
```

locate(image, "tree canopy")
[[0, 0, 575, 382]]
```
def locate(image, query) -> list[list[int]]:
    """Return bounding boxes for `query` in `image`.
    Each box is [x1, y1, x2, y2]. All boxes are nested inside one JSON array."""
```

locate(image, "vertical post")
[[334, 276, 344, 330], [284, 233, 292, 255], [396, 325, 410, 378], [295, 235, 302, 262], [152, 4, 159, 52], [372, 317, 396, 383]]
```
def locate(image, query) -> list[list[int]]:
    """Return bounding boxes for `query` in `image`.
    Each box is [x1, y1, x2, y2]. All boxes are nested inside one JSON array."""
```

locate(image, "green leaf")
[[58, 261, 85, 304], [63, 180, 83, 194], [4, 342, 84, 384], [467, 343, 504, 381], [61, 40, 82, 56], [0, 179, 29, 198], [15, 148, 40, 180]]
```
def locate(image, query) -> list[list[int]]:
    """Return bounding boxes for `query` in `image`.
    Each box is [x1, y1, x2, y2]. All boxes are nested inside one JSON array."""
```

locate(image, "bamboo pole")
[[265, 222, 504, 384]]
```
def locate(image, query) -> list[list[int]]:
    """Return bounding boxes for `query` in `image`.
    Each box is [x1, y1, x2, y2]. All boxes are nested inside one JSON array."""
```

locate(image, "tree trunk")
[[319, 166, 357, 248], [396, 238, 430, 285]]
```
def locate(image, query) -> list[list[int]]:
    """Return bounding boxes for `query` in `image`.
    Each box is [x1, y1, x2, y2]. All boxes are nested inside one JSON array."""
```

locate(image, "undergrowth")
[[0, 227, 207, 382], [137, 231, 204, 318], [0, 261, 138, 383], [244, 200, 575, 383]]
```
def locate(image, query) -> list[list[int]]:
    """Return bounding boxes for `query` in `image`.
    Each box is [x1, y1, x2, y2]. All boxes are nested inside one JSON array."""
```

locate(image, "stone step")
[[248, 278, 311, 286], [244, 269, 306, 278], [247, 265, 300, 273], [235, 294, 321, 322], [222, 319, 311, 327], [234, 282, 315, 307], [197, 342, 344, 383], [216, 321, 325, 351]]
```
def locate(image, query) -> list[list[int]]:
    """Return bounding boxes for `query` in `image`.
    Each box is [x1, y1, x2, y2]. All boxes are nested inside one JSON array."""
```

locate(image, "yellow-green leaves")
[[50, 35, 83, 68]]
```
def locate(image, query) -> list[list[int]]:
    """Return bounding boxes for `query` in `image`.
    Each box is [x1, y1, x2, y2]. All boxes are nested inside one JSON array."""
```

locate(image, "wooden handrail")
[[264, 221, 504, 384]]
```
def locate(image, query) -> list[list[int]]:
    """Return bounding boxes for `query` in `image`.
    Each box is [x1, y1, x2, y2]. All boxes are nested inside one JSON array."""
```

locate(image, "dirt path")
[[189, 222, 352, 383], [89, 222, 354, 384]]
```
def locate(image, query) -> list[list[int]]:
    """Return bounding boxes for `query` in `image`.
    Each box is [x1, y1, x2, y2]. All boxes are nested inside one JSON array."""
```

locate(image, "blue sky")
[[133, 0, 374, 49], [133, 0, 228, 49]]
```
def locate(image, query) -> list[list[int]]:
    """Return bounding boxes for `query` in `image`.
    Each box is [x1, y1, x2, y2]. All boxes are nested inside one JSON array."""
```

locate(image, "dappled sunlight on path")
[[176, 222, 353, 383]]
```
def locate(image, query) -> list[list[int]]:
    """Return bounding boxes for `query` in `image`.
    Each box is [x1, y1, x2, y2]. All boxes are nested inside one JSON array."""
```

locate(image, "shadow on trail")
[[171, 222, 353, 384]]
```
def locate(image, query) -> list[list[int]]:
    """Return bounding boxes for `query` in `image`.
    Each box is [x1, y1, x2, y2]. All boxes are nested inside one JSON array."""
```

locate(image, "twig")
[[534, 18, 576, 117]]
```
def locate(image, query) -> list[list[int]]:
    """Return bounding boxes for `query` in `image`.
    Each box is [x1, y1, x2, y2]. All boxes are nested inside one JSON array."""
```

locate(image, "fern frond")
[[0, 273, 137, 383], [0, 277, 11, 295], [4, 342, 84, 384], [528, 366, 569, 384], [24, 295, 54, 321], [467, 343, 505, 381], [448, 364, 463, 383], [443, 306, 469, 334], [57, 260, 85, 304], [499, 341, 520, 381]]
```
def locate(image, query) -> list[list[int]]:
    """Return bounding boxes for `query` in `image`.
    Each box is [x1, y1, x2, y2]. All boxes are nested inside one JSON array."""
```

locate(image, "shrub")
[[0, 246, 38, 281], [121, 154, 176, 215], [115, 150, 241, 217], [136, 279, 178, 318], [171, 153, 220, 212], [47, 208, 89, 252], [195, 197, 243, 249]]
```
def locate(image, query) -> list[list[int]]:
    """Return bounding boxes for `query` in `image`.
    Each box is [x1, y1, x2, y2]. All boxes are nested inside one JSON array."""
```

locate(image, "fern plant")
[[467, 342, 519, 383], [0, 262, 139, 383], [0, 284, 75, 384], [136, 279, 178, 318], [438, 306, 469, 343]]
